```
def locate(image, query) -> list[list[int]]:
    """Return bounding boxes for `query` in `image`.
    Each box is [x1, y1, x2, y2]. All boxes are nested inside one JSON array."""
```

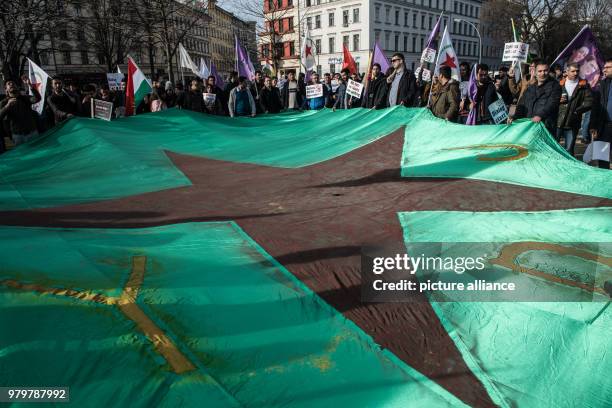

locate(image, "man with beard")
[[0, 77, 41, 145], [471, 64, 497, 125], [260, 76, 283, 114], [362, 63, 388, 109]]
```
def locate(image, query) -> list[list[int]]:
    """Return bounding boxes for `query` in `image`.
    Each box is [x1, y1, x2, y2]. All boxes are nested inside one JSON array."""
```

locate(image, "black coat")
[[363, 75, 388, 109], [589, 77, 612, 143], [281, 80, 304, 109], [387, 69, 418, 107], [474, 80, 498, 124], [182, 90, 204, 113], [557, 79, 592, 130], [260, 87, 283, 113], [515, 77, 562, 133]]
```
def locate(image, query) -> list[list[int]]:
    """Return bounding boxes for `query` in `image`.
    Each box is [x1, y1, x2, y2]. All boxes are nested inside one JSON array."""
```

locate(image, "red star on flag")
[[443, 53, 457, 68], [305, 45, 313, 57]]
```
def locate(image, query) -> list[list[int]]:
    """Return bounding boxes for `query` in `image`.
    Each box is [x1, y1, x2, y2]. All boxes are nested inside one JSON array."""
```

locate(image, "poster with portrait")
[[552, 25, 604, 90]]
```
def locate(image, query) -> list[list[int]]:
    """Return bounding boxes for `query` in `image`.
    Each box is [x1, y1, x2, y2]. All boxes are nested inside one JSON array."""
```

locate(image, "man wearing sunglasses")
[[386, 53, 418, 107]]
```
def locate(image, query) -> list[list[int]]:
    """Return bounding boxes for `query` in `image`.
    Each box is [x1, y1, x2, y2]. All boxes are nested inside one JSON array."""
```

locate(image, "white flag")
[[178, 43, 199, 77], [434, 26, 460, 81], [301, 30, 317, 72], [27, 58, 50, 115], [199, 58, 210, 79]]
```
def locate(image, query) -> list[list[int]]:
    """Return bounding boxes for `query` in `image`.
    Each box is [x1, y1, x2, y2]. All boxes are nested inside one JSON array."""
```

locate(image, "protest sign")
[[415, 66, 432, 82], [306, 84, 323, 99], [488, 98, 508, 124], [106, 73, 125, 91], [420, 47, 436, 63], [203, 93, 217, 105], [346, 79, 364, 98], [503, 42, 529, 62], [91, 99, 113, 121]]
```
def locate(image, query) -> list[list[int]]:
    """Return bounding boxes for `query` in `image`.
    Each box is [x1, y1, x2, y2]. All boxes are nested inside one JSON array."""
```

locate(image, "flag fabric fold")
[[199, 58, 210, 80], [420, 13, 442, 63], [372, 42, 390, 74], [466, 64, 478, 125], [210, 61, 225, 89], [125, 56, 152, 117], [235, 35, 255, 80], [342, 44, 357, 74], [301, 30, 317, 73], [434, 26, 459, 81], [27, 58, 50, 115], [178, 43, 200, 77]]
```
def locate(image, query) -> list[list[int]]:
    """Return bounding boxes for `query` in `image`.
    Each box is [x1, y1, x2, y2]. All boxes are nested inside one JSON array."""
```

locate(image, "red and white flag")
[[434, 27, 459, 81], [301, 30, 317, 72], [27, 58, 50, 114], [125, 56, 152, 116]]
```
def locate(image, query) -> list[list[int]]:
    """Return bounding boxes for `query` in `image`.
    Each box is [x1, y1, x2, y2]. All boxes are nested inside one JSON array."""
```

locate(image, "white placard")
[[346, 79, 364, 98], [420, 47, 436, 63], [306, 84, 323, 98], [91, 99, 113, 121], [203, 93, 216, 104], [488, 98, 508, 124], [106, 73, 125, 91], [415, 66, 432, 82], [331, 79, 340, 92], [502, 42, 529, 63], [583, 141, 611, 162]]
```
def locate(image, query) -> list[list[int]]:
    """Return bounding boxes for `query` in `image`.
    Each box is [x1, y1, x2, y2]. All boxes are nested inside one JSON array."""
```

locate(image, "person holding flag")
[[0, 77, 41, 145], [362, 63, 388, 109]]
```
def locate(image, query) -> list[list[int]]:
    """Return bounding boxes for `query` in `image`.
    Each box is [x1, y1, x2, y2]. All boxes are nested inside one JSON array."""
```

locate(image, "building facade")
[[260, 0, 504, 76], [32, 0, 256, 83]]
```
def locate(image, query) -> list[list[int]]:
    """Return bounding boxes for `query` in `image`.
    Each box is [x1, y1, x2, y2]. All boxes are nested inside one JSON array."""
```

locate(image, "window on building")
[[420, 36, 424, 51], [329, 37, 335, 53], [429, 16, 432, 29], [375, 30, 381, 43], [40, 52, 49, 66], [288, 17, 294, 31], [330, 63, 335, 73], [385, 7, 391, 23], [306, 16, 312, 30], [343, 10, 349, 26], [452, 21, 456, 33], [404, 35, 408, 51], [413, 13, 417, 27], [59, 27, 68, 40], [81, 50, 88, 64], [63, 50, 71, 65], [315, 15, 321, 29], [404, 12, 408, 26], [454, 1, 457, 12], [412, 36, 416, 52], [467, 42, 471, 56], [353, 8, 359, 23], [395, 10, 399, 25], [353, 34, 359, 51], [444, 0, 447, 9], [329, 12, 334, 26], [394, 34, 399, 50], [421, 15, 425, 28], [385, 31, 391, 49], [459, 3, 463, 14], [343, 35, 349, 46], [436, 0, 439, 9], [287, 0, 293, 5], [268, 0, 274, 11], [375, 6, 380, 21], [306, 0, 311, 6], [315, 39, 321, 53], [289, 41, 295, 56]]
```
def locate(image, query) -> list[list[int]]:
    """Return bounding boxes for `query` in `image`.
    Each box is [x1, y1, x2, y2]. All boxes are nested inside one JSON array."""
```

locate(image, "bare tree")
[[134, 0, 209, 82], [81, 0, 140, 72], [0, 0, 62, 81]]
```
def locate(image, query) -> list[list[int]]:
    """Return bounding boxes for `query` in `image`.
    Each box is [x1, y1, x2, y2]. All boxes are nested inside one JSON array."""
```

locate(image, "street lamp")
[[454, 18, 481, 64]]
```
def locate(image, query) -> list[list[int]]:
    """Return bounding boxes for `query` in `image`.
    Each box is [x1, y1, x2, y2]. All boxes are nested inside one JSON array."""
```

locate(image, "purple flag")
[[235, 35, 255, 80], [210, 61, 224, 89], [466, 64, 478, 126], [552, 25, 604, 90], [420, 14, 442, 63], [372, 42, 390, 74]]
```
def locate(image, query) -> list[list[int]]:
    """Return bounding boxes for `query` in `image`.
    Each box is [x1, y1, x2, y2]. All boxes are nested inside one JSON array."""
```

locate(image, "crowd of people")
[[1, 52, 610, 169]]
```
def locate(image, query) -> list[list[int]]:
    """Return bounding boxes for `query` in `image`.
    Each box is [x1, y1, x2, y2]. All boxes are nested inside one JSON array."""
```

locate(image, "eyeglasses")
[[391, 58, 401, 62]]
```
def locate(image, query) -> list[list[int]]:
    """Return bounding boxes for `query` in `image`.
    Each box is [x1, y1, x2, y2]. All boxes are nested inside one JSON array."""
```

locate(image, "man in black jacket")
[[472, 64, 497, 124], [250, 70, 265, 114], [206, 76, 226, 115], [363, 63, 387, 109], [589, 57, 612, 169], [0, 78, 41, 145], [281, 71, 303, 110], [556, 62, 592, 156], [182, 79, 204, 113], [511, 62, 562, 135], [386, 53, 418, 107], [260, 76, 283, 113], [48, 78, 77, 125]]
